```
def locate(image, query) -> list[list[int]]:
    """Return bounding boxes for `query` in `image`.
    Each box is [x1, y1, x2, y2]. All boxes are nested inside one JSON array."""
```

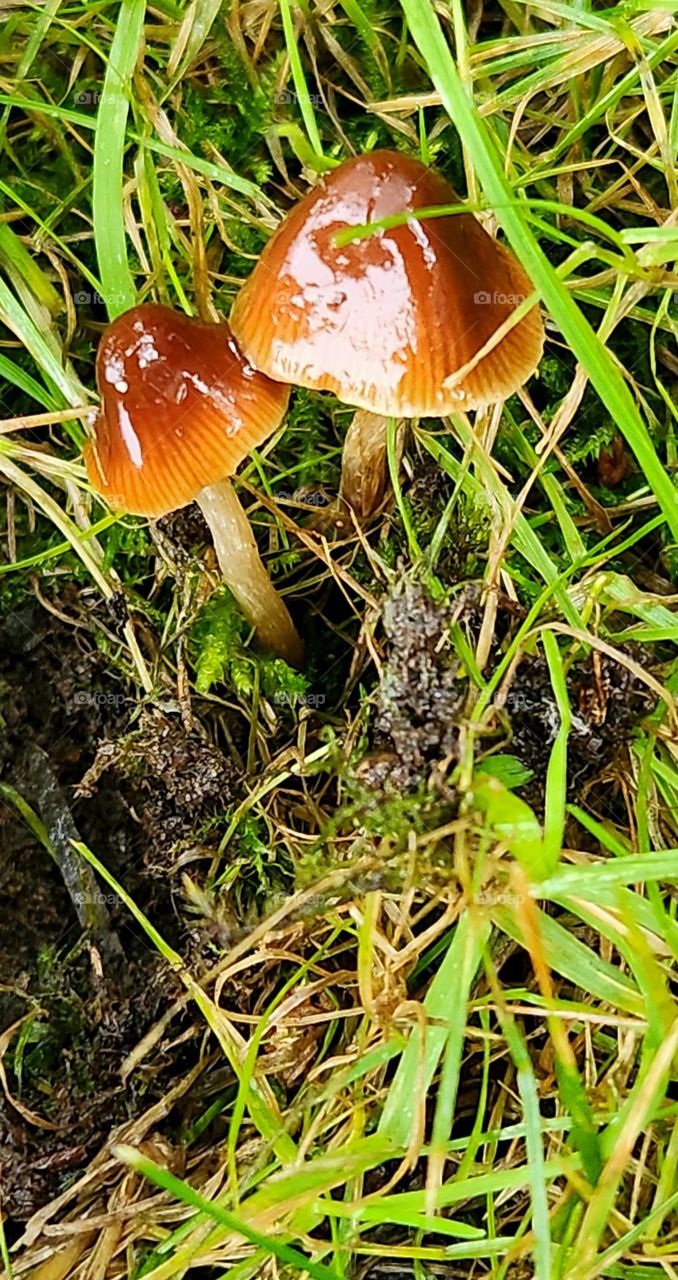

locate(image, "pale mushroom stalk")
[[196, 477, 303, 666], [340, 410, 406, 518]]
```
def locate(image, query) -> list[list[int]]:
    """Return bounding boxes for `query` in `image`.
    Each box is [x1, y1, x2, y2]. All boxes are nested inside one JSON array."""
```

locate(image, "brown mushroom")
[[85, 304, 302, 666], [230, 149, 544, 517]]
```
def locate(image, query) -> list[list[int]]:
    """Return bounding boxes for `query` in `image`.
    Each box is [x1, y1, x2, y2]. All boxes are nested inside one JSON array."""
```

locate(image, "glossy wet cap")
[[86, 304, 290, 517], [231, 150, 544, 416]]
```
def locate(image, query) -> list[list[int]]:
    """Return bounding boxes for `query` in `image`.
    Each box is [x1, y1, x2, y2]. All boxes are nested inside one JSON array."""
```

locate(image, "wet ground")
[[0, 571, 655, 1229], [0, 593, 240, 1224]]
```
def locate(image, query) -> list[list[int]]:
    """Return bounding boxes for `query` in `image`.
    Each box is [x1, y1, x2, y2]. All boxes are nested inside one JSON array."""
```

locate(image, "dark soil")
[[360, 580, 654, 802], [0, 593, 241, 1223]]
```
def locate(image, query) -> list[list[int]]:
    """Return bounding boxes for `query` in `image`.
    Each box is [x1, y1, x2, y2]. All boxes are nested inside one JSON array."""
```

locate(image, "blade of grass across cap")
[[399, 0, 678, 544], [73, 841, 297, 1163], [378, 912, 491, 1150], [92, 0, 146, 319], [113, 1147, 344, 1280], [279, 0, 324, 157]]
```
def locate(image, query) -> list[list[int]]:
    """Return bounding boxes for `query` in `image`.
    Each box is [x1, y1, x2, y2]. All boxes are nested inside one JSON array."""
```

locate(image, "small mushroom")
[[85, 304, 302, 666], [230, 149, 544, 517]]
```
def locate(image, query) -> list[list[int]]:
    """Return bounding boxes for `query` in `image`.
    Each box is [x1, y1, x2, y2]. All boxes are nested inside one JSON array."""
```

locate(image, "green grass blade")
[[426, 912, 490, 1199], [542, 632, 570, 874], [92, 0, 146, 318], [379, 913, 491, 1147], [114, 1146, 345, 1280], [279, 0, 324, 156], [489, 990, 552, 1278]]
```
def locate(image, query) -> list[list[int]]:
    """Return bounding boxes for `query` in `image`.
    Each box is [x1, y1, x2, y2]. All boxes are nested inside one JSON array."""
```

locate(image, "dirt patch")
[[0, 599, 240, 1223], [359, 581, 654, 799], [80, 709, 240, 878], [503, 648, 654, 793], [358, 581, 464, 792]]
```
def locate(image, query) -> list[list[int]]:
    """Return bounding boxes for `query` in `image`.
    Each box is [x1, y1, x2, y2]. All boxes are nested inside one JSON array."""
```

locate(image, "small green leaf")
[[480, 754, 535, 790], [472, 773, 547, 880]]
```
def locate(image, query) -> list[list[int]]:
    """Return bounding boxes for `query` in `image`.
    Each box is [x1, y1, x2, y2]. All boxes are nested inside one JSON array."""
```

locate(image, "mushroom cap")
[[230, 150, 544, 417], [85, 304, 290, 517]]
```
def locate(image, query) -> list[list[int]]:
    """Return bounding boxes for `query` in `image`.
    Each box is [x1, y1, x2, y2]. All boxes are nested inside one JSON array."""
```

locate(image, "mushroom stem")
[[340, 411, 406, 520], [196, 478, 303, 667]]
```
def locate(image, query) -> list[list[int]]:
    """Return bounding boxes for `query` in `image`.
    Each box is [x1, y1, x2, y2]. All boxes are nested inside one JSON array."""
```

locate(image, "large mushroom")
[[230, 149, 544, 517], [85, 304, 303, 666]]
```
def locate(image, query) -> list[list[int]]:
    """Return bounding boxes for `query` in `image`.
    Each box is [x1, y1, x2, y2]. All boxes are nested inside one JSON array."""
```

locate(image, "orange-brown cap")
[[230, 150, 543, 416], [85, 304, 290, 517]]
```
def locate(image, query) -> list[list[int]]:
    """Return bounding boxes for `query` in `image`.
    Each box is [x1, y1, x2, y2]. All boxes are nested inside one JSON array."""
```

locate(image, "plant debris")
[[359, 582, 655, 801]]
